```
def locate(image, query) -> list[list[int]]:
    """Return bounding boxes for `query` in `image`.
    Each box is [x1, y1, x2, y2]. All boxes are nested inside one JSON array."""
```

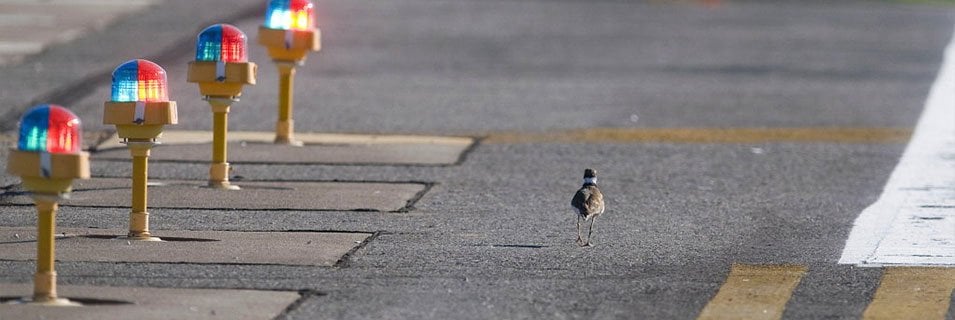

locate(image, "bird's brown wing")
[[571, 187, 589, 214], [587, 187, 605, 215], [572, 186, 604, 217]]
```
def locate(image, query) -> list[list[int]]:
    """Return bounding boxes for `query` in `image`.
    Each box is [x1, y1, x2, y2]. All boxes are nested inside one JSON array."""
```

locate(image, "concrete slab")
[[93, 131, 475, 165], [0, 227, 372, 266], [4, 178, 427, 212], [0, 283, 298, 320]]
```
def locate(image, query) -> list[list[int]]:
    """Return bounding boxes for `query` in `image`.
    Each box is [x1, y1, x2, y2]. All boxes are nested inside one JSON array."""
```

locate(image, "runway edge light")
[[6, 104, 90, 305], [103, 59, 177, 241], [257, 0, 321, 145], [188, 24, 257, 190]]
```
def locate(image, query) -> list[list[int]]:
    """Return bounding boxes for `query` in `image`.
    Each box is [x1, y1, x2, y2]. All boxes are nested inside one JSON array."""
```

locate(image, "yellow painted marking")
[[697, 264, 807, 320], [485, 127, 912, 144], [863, 267, 955, 320], [95, 130, 474, 150]]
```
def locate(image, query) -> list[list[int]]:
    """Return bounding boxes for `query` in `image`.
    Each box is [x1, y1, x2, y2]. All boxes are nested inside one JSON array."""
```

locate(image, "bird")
[[571, 168, 605, 247]]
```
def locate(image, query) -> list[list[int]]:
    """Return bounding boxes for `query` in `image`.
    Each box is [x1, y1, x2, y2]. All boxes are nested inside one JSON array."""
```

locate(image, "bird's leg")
[[576, 215, 583, 245], [585, 217, 597, 247]]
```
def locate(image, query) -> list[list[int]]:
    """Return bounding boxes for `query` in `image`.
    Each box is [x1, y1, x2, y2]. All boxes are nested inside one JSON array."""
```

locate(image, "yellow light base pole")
[[186, 60, 257, 188], [104, 100, 176, 242], [124, 140, 160, 241], [207, 97, 240, 190], [30, 197, 80, 306], [258, 26, 320, 147], [33, 198, 56, 301], [274, 61, 302, 146], [7, 144, 89, 306]]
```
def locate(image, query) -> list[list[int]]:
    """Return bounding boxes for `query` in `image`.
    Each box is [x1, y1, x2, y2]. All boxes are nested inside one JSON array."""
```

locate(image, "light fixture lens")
[[264, 0, 314, 31], [18, 104, 82, 154], [196, 24, 248, 62], [110, 59, 169, 102]]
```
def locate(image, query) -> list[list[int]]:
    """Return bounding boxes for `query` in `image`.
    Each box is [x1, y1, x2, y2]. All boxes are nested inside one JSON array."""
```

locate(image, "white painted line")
[[0, 1, 155, 66], [0, 14, 54, 27], [0, 40, 43, 54], [839, 25, 955, 267], [0, 0, 155, 5]]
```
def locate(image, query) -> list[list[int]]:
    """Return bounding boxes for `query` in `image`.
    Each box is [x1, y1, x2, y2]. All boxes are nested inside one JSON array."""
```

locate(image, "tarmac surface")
[[0, 0, 954, 319]]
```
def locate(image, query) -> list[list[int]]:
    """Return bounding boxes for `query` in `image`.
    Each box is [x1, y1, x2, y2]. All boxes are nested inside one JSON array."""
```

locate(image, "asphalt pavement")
[[0, 0, 953, 319]]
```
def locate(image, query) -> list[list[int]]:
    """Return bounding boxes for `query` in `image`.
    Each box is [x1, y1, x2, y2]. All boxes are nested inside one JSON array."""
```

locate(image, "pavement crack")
[[333, 231, 383, 268], [272, 289, 325, 320], [453, 136, 484, 166], [397, 182, 437, 213]]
